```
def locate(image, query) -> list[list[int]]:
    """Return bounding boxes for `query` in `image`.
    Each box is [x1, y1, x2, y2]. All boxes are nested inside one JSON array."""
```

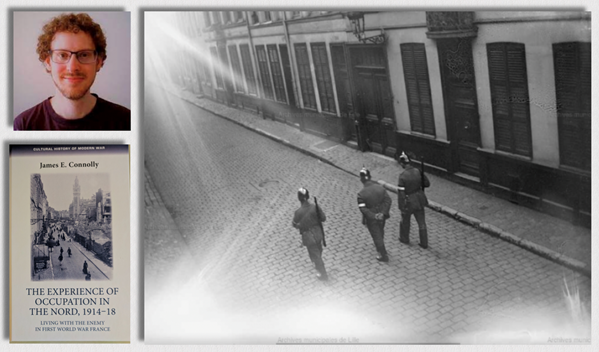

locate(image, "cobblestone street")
[[33, 238, 111, 281], [144, 83, 590, 344]]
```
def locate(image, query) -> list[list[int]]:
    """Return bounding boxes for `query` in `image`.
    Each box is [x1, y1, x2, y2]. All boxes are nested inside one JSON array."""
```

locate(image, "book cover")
[[9, 144, 130, 343]]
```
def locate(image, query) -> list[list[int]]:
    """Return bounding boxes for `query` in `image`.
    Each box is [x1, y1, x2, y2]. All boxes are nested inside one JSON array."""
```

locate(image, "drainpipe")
[[245, 12, 265, 117]]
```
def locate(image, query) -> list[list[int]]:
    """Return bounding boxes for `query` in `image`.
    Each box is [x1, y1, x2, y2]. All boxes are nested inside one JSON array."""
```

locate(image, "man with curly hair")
[[14, 13, 130, 130]]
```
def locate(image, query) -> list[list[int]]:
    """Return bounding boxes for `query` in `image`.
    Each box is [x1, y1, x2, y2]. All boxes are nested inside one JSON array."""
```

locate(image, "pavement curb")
[[173, 89, 358, 179], [163, 84, 590, 278], [378, 179, 589, 277]]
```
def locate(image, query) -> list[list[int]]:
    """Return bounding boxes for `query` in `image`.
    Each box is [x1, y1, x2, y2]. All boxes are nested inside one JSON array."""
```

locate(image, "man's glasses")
[[48, 50, 98, 64]]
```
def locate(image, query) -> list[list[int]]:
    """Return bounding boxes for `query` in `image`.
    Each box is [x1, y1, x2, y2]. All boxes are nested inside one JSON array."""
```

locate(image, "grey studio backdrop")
[[12, 11, 131, 120]]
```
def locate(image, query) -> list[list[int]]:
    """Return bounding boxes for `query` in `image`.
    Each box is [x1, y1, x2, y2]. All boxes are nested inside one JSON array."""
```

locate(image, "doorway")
[[437, 38, 481, 176], [349, 45, 397, 157]]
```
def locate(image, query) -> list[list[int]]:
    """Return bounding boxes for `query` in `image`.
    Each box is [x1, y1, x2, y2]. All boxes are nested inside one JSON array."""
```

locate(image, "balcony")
[[426, 12, 478, 39]]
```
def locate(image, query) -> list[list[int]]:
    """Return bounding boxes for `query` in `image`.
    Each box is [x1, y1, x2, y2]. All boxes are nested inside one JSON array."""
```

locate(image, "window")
[[310, 43, 336, 114], [487, 42, 532, 157], [193, 13, 203, 30], [255, 45, 274, 100], [294, 43, 317, 110], [279, 44, 297, 107], [264, 11, 272, 22], [267, 45, 287, 103], [240, 44, 257, 95], [330, 44, 353, 116], [401, 43, 435, 135], [222, 11, 231, 24], [203, 12, 212, 27], [234, 11, 244, 23], [209, 47, 224, 89], [211, 11, 221, 25], [553, 42, 591, 170], [203, 51, 212, 84], [228, 45, 244, 93], [249, 11, 258, 25], [218, 45, 231, 88]]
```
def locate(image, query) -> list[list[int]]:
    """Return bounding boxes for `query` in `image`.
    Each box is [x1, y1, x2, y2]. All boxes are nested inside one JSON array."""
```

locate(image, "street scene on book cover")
[[144, 10, 590, 345], [30, 173, 113, 281], [10, 145, 130, 343]]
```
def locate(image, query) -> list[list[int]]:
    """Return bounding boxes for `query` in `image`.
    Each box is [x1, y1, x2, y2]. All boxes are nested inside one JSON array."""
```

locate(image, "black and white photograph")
[[143, 10, 591, 345], [31, 173, 113, 281]]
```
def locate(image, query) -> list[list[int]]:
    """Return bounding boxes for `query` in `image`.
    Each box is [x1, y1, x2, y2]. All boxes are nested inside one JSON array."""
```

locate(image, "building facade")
[[173, 11, 591, 226], [30, 174, 47, 235]]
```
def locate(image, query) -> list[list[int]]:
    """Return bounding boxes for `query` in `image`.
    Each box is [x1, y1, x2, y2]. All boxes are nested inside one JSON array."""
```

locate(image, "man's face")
[[44, 31, 104, 100]]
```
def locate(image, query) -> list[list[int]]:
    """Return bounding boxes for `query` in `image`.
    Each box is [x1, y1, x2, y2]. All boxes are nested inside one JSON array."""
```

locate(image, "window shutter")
[[311, 43, 336, 114], [401, 44, 422, 132], [210, 47, 224, 89], [218, 45, 231, 88], [579, 43, 592, 170], [554, 42, 591, 170], [487, 43, 512, 152], [256, 45, 274, 100], [330, 45, 352, 116], [267, 45, 287, 103], [294, 44, 317, 109], [506, 43, 531, 156], [279, 44, 297, 107], [228, 45, 244, 93], [240, 45, 257, 95], [414, 46, 435, 135], [487, 42, 532, 156], [401, 43, 435, 135]]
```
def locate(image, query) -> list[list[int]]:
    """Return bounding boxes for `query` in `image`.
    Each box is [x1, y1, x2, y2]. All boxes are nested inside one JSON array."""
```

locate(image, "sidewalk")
[[158, 82, 591, 277], [69, 237, 113, 279]]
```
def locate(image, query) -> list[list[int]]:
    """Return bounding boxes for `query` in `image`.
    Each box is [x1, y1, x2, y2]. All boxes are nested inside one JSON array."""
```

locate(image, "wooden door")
[[350, 46, 396, 157], [438, 38, 480, 176]]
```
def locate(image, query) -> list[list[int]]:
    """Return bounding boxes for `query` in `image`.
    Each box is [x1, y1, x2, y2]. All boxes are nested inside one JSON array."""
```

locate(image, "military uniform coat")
[[292, 202, 326, 247], [398, 164, 430, 212], [357, 180, 392, 224]]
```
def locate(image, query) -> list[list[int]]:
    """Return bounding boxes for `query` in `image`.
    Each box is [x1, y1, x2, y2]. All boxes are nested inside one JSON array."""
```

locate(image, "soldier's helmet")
[[360, 167, 371, 181], [398, 151, 411, 165], [297, 187, 310, 201]]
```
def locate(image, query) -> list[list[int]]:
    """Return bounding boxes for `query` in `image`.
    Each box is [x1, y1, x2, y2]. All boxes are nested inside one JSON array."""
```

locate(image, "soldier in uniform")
[[357, 168, 392, 262], [292, 188, 328, 281], [397, 151, 430, 248]]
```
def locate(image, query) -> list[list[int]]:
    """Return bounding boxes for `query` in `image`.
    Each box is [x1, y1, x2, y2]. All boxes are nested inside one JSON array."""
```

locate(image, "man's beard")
[[53, 73, 94, 100]]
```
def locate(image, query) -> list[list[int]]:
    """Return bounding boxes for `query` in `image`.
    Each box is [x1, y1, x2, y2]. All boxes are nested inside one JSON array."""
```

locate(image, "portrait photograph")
[[12, 11, 131, 130]]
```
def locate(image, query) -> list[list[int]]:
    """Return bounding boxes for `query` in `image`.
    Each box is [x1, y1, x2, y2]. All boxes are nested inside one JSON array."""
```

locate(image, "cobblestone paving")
[[167, 82, 591, 272], [145, 169, 196, 297], [144, 83, 591, 344]]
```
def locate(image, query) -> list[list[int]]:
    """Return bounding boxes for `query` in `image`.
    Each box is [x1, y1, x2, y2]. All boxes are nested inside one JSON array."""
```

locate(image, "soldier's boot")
[[419, 229, 428, 249], [376, 245, 389, 262], [399, 220, 410, 245], [316, 271, 328, 281], [376, 253, 389, 262], [315, 266, 328, 281]]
